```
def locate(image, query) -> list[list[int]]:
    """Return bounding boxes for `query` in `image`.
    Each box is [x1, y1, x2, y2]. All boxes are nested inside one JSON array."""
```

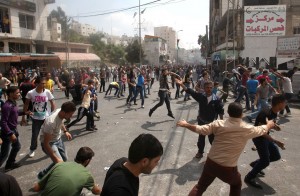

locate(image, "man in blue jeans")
[[37, 101, 76, 179], [244, 94, 286, 189], [129, 68, 145, 108]]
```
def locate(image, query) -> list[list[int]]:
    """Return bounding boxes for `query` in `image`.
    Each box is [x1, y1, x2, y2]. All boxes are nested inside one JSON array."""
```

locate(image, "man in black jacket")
[[176, 79, 224, 158]]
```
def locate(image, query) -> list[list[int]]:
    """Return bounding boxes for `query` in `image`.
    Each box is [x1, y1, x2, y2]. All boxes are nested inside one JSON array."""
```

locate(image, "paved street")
[[2, 80, 300, 196]]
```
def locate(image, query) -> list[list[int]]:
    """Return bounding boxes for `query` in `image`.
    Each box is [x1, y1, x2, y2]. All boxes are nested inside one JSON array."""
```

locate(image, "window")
[[294, 26, 300, 35], [9, 42, 30, 53], [19, 13, 35, 30], [0, 7, 11, 33]]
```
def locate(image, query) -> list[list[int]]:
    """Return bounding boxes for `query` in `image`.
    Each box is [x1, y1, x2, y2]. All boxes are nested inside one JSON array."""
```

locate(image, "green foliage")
[[125, 40, 144, 65], [198, 34, 208, 58], [48, 7, 70, 41]]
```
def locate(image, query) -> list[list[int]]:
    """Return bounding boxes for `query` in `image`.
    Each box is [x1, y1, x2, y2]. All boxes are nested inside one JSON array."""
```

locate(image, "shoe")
[[249, 162, 265, 176], [195, 152, 203, 159], [278, 113, 284, 117], [244, 176, 263, 189], [117, 96, 120, 98], [95, 110, 100, 113], [149, 109, 154, 117], [133, 103, 138, 105], [5, 162, 22, 172], [188, 97, 191, 100], [29, 150, 35, 158], [246, 116, 252, 123], [93, 126, 98, 130], [145, 96, 148, 98], [167, 112, 175, 119], [141, 105, 144, 108], [86, 128, 94, 131], [285, 112, 291, 117]]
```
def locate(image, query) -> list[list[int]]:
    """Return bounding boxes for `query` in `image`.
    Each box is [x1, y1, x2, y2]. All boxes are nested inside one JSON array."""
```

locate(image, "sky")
[[49, 0, 209, 50]]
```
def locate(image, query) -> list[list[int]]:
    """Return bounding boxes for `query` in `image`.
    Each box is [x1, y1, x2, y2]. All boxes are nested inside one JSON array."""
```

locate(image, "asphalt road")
[[2, 79, 300, 196]]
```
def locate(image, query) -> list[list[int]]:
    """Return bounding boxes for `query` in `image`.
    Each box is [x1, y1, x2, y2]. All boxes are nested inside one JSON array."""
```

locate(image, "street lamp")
[[177, 30, 183, 65]]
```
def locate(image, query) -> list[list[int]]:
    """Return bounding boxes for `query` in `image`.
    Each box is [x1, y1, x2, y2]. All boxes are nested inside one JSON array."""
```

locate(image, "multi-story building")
[[70, 20, 96, 37], [0, 1, 100, 73], [154, 26, 177, 62], [143, 35, 168, 65], [209, 0, 300, 70]]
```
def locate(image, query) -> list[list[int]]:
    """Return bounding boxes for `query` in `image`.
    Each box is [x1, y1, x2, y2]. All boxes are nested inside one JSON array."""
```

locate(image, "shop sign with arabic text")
[[244, 5, 286, 37]]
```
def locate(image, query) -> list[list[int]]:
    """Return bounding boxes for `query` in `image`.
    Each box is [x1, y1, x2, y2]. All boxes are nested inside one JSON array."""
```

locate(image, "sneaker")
[[141, 105, 145, 108], [195, 152, 203, 159], [244, 176, 263, 189], [278, 113, 284, 117], [29, 150, 35, 158], [285, 112, 291, 117], [5, 162, 22, 172], [167, 112, 175, 119]]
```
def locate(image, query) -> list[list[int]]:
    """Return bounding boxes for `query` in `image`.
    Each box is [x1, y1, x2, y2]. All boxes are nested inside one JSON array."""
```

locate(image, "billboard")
[[277, 36, 300, 58], [244, 5, 286, 37]]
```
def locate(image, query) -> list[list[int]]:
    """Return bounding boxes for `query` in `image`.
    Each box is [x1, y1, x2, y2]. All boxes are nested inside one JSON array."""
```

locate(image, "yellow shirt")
[[45, 79, 54, 91], [195, 117, 268, 167]]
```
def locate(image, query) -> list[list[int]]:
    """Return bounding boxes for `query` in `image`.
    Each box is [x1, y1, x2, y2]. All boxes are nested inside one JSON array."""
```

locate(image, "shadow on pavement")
[[150, 158, 205, 185], [141, 120, 174, 132], [242, 177, 276, 195], [18, 154, 48, 167]]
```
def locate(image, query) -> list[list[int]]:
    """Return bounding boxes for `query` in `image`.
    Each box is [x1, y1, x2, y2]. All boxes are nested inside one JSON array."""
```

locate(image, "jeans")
[[279, 93, 293, 114], [105, 85, 119, 96], [249, 99, 270, 119], [39, 139, 67, 178], [175, 83, 180, 99], [66, 107, 94, 129], [246, 137, 281, 179], [151, 90, 172, 114], [0, 130, 21, 167], [30, 119, 45, 151], [249, 93, 256, 112], [126, 86, 136, 104], [184, 83, 191, 100], [99, 78, 105, 92], [130, 86, 144, 105], [234, 86, 250, 109]]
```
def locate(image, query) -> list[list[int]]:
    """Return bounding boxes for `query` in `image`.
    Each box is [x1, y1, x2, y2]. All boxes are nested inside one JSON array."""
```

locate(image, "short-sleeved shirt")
[[256, 85, 269, 99], [281, 77, 293, 93], [45, 79, 54, 91], [247, 79, 259, 94], [38, 162, 94, 196], [26, 88, 54, 120], [40, 109, 63, 143]]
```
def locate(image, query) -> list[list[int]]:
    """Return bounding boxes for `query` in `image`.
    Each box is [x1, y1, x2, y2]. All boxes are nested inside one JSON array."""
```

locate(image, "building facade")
[[143, 35, 168, 65], [209, 0, 300, 70], [154, 26, 176, 62], [70, 20, 96, 37]]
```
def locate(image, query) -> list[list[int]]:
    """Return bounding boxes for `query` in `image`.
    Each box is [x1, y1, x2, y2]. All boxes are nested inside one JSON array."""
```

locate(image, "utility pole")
[[225, 0, 230, 71], [139, 0, 142, 67], [232, 0, 236, 68]]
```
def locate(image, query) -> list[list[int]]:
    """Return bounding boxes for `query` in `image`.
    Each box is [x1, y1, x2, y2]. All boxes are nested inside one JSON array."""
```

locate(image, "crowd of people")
[[0, 63, 297, 195]]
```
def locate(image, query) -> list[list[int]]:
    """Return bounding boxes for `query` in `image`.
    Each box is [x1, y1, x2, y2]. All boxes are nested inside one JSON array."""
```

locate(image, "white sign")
[[244, 5, 286, 37], [277, 36, 300, 58]]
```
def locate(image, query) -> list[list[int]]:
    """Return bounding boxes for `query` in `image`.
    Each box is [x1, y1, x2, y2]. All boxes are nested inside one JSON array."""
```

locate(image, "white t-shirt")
[[26, 88, 54, 120], [40, 109, 63, 143], [282, 77, 293, 93]]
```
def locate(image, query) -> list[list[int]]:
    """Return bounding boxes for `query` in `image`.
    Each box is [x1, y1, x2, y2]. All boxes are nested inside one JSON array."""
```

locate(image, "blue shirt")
[[268, 73, 278, 88], [137, 74, 144, 87], [247, 79, 259, 94]]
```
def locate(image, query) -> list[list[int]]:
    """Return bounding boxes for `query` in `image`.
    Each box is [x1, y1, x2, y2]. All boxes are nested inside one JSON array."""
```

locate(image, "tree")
[[198, 34, 208, 58], [48, 7, 70, 41], [125, 40, 144, 65], [88, 33, 107, 61]]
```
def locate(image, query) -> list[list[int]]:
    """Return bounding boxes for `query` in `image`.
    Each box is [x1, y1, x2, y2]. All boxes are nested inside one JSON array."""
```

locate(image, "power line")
[[71, 0, 162, 18]]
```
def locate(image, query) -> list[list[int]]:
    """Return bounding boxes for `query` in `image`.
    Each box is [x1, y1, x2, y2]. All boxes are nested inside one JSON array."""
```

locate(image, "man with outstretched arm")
[[176, 102, 276, 196]]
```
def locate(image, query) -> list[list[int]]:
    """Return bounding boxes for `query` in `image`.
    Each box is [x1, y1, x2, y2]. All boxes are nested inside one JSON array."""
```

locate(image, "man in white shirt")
[[0, 73, 11, 100], [37, 101, 76, 179]]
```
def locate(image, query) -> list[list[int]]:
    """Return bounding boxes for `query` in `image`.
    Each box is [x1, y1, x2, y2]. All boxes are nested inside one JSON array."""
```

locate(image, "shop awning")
[[20, 54, 59, 61], [54, 52, 101, 61], [0, 53, 21, 62]]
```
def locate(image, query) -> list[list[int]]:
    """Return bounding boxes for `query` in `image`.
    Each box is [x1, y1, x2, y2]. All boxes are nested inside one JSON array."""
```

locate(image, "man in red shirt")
[[256, 70, 271, 84]]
